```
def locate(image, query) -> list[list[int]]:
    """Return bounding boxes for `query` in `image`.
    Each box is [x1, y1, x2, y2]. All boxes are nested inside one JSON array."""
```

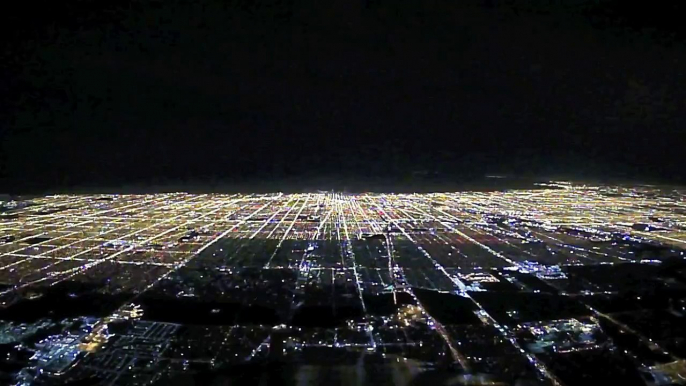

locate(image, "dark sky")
[[2, 0, 686, 193]]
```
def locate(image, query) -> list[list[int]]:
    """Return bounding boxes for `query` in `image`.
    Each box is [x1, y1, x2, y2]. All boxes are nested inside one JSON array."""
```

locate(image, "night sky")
[[2, 0, 686, 193]]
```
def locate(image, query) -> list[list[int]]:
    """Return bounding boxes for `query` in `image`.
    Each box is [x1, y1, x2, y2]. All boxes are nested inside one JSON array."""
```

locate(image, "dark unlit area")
[[2, 0, 686, 192]]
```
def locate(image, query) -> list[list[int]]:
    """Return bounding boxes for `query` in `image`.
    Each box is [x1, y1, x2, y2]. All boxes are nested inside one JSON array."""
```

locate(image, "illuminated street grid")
[[1, 181, 686, 385], [1, 182, 685, 294]]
